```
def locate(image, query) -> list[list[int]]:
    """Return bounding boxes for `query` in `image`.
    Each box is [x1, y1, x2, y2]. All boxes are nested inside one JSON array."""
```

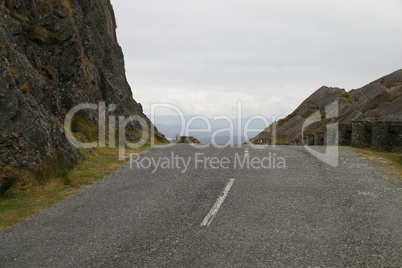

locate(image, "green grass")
[[33, 155, 70, 185], [71, 115, 99, 142], [382, 154, 402, 169], [301, 106, 319, 118], [274, 134, 292, 145], [0, 142, 164, 230], [342, 92, 350, 99]]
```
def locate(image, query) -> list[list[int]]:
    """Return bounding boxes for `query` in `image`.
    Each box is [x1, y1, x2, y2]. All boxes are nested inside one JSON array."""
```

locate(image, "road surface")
[[0, 145, 401, 267]]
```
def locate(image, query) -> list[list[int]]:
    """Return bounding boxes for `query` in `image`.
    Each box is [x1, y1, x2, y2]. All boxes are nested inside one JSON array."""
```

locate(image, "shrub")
[[0, 177, 16, 196], [0, 167, 22, 197], [33, 155, 70, 185]]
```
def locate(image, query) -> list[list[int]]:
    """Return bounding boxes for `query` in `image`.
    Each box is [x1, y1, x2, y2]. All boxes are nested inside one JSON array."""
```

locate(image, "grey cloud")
[[111, 0, 402, 118]]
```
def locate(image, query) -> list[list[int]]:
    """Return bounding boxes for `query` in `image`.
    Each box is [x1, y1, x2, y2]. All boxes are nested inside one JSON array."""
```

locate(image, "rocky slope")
[[0, 0, 166, 170], [251, 69, 402, 143]]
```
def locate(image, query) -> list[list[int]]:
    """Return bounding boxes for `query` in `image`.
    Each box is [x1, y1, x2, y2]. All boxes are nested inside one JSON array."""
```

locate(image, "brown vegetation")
[[60, 0, 73, 20], [19, 82, 30, 94], [41, 65, 57, 82], [10, 12, 29, 24], [40, 0, 54, 13], [9, 66, 19, 80], [29, 24, 49, 42], [0, 44, 6, 56]]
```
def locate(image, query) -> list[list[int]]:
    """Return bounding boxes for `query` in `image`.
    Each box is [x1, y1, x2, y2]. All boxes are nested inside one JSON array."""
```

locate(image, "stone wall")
[[372, 122, 402, 151], [303, 134, 315, 146], [298, 121, 402, 152], [261, 121, 402, 151], [314, 132, 324, 145], [351, 121, 373, 148], [346, 121, 401, 151], [338, 124, 352, 146]]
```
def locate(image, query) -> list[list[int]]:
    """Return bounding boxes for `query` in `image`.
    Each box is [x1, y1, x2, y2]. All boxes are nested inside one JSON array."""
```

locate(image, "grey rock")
[[0, 0, 167, 170], [251, 69, 402, 143]]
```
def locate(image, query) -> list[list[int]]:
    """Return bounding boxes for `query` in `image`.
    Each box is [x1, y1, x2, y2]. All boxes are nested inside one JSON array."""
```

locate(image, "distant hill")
[[151, 116, 267, 144], [250, 69, 402, 143]]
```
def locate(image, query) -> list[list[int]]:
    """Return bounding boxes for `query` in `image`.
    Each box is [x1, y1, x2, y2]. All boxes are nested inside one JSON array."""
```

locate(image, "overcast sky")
[[111, 0, 402, 119]]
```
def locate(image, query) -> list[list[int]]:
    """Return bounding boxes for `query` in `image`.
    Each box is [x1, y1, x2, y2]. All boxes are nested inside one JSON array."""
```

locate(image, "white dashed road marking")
[[200, 179, 235, 227]]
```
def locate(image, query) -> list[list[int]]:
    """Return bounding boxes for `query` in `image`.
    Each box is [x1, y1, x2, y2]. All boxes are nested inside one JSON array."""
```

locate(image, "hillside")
[[250, 69, 402, 143], [0, 0, 166, 170]]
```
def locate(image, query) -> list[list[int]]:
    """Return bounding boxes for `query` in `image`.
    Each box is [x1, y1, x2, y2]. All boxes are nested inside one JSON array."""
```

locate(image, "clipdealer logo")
[[63, 100, 340, 168]]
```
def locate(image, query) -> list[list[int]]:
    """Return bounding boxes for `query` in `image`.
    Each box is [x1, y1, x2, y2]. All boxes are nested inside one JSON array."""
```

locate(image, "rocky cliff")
[[251, 69, 402, 143], [0, 0, 166, 170]]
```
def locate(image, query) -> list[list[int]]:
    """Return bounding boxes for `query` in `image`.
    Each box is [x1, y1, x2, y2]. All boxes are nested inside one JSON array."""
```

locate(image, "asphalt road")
[[0, 145, 401, 267]]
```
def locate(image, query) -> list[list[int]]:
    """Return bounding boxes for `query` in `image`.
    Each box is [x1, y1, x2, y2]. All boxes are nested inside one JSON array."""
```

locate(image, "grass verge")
[[345, 147, 402, 186], [0, 144, 162, 231]]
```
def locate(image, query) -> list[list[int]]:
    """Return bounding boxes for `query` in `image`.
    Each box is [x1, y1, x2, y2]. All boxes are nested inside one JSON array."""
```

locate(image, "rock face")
[[0, 0, 166, 170], [251, 69, 402, 143], [177, 136, 201, 144]]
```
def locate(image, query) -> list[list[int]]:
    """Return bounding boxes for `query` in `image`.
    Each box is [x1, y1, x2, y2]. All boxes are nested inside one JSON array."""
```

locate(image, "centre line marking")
[[200, 179, 235, 227]]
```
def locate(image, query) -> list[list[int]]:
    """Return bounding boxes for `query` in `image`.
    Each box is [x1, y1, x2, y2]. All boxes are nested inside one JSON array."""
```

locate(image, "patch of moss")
[[277, 115, 294, 128], [48, 27, 60, 43], [387, 92, 399, 102], [301, 105, 319, 118], [385, 80, 402, 88], [303, 126, 326, 136], [342, 92, 350, 99]]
